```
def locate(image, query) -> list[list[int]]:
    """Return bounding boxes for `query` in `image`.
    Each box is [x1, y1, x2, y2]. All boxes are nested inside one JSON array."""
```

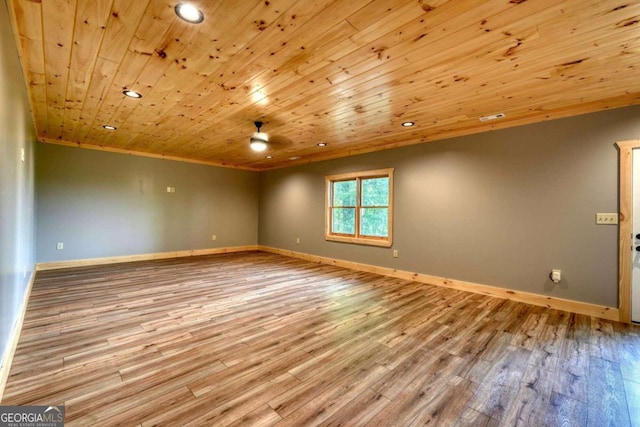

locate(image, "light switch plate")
[[596, 213, 618, 225]]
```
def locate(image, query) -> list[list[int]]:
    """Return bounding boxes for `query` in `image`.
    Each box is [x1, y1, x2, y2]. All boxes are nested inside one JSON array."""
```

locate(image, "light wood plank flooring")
[[2, 251, 640, 426]]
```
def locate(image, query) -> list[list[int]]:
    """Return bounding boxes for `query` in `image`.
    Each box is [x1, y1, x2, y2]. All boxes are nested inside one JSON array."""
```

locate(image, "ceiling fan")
[[250, 121, 268, 152]]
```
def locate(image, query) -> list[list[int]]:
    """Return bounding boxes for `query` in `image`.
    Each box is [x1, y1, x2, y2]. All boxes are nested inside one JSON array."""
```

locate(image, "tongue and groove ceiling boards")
[[6, 0, 640, 170]]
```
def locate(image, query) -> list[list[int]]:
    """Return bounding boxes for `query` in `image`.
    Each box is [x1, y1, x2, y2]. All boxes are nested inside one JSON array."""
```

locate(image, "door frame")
[[616, 139, 640, 323]]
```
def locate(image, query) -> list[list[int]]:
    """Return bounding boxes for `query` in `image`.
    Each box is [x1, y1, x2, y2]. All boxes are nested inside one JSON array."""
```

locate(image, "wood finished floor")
[[3, 251, 640, 426]]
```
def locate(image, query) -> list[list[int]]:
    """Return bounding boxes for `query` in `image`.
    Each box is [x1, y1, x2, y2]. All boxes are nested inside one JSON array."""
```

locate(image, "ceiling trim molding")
[[39, 137, 260, 172]]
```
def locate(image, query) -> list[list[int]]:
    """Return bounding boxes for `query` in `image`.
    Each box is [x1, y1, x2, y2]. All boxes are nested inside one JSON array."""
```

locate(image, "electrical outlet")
[[393, 249, 398, 258], [212, 235, 216, 241], [596, 213, 618, 225], [56, 242, 64, 250]]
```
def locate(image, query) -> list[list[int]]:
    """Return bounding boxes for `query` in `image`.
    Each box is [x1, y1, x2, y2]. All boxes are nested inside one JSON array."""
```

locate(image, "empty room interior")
[[3, 0, 640, 425]]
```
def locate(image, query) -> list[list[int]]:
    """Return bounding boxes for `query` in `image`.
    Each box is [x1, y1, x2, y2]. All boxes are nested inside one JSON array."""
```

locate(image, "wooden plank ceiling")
[[7, 0, 640, 170]]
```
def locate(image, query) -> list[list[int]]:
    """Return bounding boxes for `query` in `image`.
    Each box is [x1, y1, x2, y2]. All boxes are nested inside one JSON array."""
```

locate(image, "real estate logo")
[[0, 405, 64, 427]]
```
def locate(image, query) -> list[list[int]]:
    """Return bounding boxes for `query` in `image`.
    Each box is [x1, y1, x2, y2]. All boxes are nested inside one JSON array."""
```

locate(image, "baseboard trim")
[[36, 246, 260, 271], [0, 269, 35, 402], [258, 246, 620, 322], [33, 245, 621, 321]]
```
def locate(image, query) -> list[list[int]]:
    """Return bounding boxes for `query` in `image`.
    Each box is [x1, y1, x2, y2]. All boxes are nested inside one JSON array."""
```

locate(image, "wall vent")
[[479, 112, 506, 122]]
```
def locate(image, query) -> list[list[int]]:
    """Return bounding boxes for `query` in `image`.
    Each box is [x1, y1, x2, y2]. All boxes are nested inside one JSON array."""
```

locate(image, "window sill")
[[325, 235, 392, 248]]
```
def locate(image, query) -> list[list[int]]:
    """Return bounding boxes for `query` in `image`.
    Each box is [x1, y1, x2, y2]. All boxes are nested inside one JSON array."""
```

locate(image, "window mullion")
[[329, 182, 334, 236], [354, 178, 358, 238], [356, 177, 361, 238]]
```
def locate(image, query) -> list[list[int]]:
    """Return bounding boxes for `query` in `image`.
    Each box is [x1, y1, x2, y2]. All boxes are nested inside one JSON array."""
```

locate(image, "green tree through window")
[[331, 180, 356, 235], [360, 177, 389, 237]]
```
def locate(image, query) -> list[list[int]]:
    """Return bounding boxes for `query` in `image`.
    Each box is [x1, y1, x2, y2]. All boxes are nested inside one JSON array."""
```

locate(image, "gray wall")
[[36, 144, 258, 262], [260, 106, 640, 308], [0, 2, 37, 370]]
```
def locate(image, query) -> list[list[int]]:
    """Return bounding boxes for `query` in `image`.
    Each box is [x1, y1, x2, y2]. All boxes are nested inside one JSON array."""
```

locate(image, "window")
[[325, 168, 393, 247]]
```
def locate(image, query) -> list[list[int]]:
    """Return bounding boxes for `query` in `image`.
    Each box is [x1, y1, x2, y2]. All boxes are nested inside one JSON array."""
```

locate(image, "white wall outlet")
[[550, 269, 561, 283], [393, 249, 398, 258], [212, 235, 216, 241], [296, 238, 300, 244], [56, 242, 64, 250], [596, 213, 618, 224]]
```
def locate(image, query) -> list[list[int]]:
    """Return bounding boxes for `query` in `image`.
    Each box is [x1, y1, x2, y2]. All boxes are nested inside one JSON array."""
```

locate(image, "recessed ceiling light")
[[175, 3, 204, 24], [289, 156, 300, 161], [103, 125, 117, 130], [266, 155, 273, 159], [401, 121, 415, 127], [317, 142, 327, 147], [123, 90, 142, 98]]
